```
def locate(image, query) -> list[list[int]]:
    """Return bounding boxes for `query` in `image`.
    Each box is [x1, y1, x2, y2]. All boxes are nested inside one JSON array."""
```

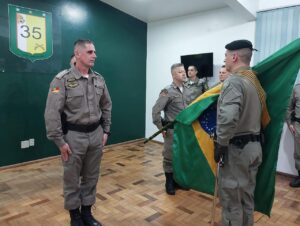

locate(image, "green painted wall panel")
[[0, 0, 147, 166]]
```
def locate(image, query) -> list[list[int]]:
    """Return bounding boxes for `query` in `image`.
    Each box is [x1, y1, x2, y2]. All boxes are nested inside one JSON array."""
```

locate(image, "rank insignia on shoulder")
[[51, 87, 60, 94], [160, 89, 168, 96]]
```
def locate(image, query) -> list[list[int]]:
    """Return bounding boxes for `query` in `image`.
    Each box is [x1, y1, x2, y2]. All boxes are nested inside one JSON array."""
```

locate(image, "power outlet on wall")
[[21, 138, 35, 149], [29, 139, 35, 146], [21, 140, 30, 149]]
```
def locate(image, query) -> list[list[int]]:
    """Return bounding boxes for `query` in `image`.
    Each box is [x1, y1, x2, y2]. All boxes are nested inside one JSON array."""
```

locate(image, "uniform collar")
[[232, 66, 251, 74], [71, 66, 96, 79], [171, 82, 183, 89], [188, 77, 199, 84]]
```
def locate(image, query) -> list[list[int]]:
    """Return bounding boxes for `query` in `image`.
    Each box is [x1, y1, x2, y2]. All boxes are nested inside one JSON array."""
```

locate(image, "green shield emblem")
[[8, 4, 53, 62]]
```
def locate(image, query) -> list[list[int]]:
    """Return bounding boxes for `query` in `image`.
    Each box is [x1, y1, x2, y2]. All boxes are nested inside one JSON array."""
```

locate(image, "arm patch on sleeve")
[[160, 89, 168, 96]]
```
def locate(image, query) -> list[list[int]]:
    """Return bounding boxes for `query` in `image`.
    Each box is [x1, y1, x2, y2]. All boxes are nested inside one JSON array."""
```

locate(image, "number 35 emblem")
[[8, 4, 53, 62]]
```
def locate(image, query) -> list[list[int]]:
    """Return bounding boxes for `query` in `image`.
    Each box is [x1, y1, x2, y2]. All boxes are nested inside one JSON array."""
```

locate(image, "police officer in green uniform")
[[214, 40, 266, 226], [45, 39, 112, 226], [185, 65, 207, 104], [152, 63, 189, 195], [286, 84, 300, 187]]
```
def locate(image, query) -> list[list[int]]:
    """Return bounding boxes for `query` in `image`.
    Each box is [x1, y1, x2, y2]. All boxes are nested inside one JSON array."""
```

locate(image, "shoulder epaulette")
[[94, 71, 100, 76], [55, 69, 70, 79], [93, 70, 105, 80]]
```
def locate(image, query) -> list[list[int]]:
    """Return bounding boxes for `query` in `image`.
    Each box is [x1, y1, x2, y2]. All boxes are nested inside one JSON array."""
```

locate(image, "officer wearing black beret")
[[225, 39, 258, 51], [215, 39, 267, 226]]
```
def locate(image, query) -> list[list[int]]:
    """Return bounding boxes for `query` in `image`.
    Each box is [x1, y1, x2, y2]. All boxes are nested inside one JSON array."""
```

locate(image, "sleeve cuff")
[[53, 138, 66, 148], [104, 131, 111, 136]]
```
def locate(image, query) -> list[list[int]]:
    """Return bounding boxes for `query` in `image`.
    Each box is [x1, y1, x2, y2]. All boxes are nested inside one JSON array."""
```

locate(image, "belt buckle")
[[235, 139, 243, 146]]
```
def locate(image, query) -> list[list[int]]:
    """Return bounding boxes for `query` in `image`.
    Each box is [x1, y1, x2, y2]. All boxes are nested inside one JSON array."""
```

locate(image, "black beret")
[[225, 39, 257, 51]]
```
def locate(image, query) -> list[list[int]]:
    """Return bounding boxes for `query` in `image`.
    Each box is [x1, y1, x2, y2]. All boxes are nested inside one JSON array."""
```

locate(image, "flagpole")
[[210, 160, 221, 226]]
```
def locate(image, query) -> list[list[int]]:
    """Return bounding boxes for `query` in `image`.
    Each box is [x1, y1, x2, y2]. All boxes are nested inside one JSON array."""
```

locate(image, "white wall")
[[145, 1, 299, 176], [259, 0, 300, 11], [146, 7, 255, 141]]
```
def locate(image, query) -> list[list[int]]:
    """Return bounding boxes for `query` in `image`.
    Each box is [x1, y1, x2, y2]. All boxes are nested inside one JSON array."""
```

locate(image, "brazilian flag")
[[173, 38, 300, 216]]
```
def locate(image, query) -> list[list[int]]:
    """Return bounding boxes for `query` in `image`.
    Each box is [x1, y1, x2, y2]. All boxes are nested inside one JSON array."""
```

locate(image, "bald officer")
[[215, 40, 266, 226], [45, 39, 112, 226], [152, 63, 189, 195], [286, 84, 300, 187], [186, 65, 207, 104]]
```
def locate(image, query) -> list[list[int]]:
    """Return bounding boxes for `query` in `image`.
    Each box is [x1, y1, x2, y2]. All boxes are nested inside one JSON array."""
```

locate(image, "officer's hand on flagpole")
[[162, 130, 167, 138], [59, 143, 72, 162], [214, 142, 228, 166]]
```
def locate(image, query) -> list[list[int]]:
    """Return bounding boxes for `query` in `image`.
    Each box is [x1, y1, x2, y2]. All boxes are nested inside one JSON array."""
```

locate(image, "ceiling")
[[100, 0, 228, 23]]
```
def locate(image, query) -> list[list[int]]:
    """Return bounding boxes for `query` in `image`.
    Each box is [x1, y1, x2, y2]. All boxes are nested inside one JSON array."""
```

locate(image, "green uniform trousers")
[[218, 141, 262, 226], [63, 126, 103, 210]]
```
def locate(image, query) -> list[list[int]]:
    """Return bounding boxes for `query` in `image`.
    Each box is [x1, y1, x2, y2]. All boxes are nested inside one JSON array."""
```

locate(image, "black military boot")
[[289, 170, 300, 187], [174, 180, 190, 191], [165, 172, 175, 195], [81, 205, 102, 226], [69, 208, 85, 226]]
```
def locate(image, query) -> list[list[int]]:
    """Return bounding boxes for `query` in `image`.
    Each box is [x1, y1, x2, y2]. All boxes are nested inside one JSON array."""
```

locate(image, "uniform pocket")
[[66, 87, 84, 110], [95, 86, 104, 95]]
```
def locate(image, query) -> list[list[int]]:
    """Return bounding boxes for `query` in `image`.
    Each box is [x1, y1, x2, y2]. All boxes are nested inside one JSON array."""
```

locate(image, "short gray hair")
[[171, 63, 184, 73], [74, 39, 94, 51], [230, 48, 252, 64]]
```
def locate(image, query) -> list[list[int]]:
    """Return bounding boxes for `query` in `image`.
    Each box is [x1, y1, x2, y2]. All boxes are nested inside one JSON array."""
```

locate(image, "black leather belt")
[[229, 134, 261, 149], [294, 117, 300, 123], [66, 121, 100, 133]]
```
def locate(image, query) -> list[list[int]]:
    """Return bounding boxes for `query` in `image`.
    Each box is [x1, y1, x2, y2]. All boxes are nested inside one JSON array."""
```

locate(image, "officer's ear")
[[232, 52, 238, 63]]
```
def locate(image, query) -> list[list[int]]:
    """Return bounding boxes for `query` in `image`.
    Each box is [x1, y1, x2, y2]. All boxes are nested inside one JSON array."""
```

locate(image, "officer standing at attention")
[[186, 65, 207, 104], [45, 39, 112, 226], [286, 83, 300, 187], [152, 63, 189, 195], [214, 40, 268, 226]]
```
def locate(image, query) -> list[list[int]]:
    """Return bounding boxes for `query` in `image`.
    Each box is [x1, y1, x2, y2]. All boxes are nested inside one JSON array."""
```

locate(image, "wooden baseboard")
[[276, 171, 297, 178], [147, 140, 163, 145], [104, 138, 144, 150], [0, 138, 145, 171], [0, 155, 60, 171]]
